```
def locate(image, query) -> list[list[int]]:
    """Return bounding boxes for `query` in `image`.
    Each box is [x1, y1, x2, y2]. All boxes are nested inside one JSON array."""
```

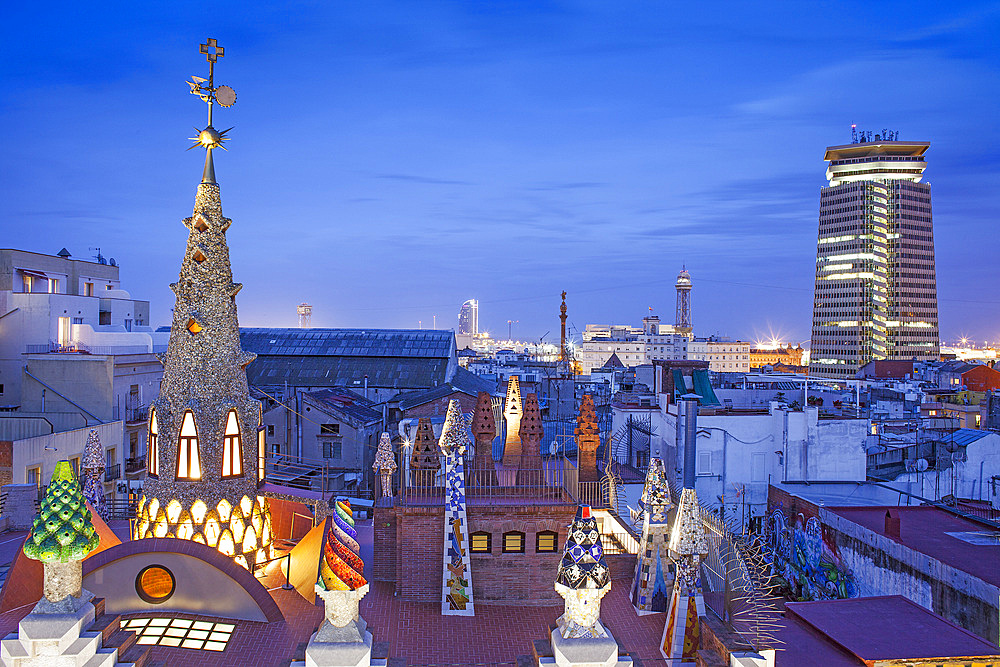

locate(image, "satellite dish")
[[215, 85, 237, 108], [916, 458, 929, 472], [109, 258, 117, 266]]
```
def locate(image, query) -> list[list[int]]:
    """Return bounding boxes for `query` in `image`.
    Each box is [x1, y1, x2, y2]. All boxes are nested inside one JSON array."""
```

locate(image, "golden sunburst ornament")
[[188, 125, 233, 151]]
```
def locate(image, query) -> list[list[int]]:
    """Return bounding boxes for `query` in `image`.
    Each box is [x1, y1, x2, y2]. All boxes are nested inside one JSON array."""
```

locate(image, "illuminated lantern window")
[[186, 318, 203, 335], [221, 410, 243, 478], [135, 565, 176, 604], [536, 530, 559, 553], [148, 410, 159, 477], [502, 531, 525, 554], [176, 411, 202, 480], [257, 428, 265, 482], [470, 532, 491, 553]]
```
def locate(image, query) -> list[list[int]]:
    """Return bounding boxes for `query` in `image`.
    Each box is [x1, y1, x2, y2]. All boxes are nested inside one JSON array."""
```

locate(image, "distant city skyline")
[[3, 3, 998, 345]]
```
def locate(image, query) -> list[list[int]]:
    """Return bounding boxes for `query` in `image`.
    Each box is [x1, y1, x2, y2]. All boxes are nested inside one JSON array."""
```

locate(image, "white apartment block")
[[687, 338, 751, 373], [578, 316, 688, 373], [0, 248, 169, 488]]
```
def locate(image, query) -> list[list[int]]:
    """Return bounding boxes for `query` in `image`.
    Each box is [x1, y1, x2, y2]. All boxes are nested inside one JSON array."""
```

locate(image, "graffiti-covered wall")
[[764, 487, 858, 601], [765, 485, 1000, 645]]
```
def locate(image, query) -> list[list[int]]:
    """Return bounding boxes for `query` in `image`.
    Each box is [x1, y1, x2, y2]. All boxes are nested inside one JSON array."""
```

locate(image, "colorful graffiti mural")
[[766, 508, 859, 601]]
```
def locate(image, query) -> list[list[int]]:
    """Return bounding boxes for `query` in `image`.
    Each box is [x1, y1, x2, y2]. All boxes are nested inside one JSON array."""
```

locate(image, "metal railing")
[[401, 461, 578, 505], [263, 453, 372, 497], [125, 456, 146, 473], [104, 464, 121, 482]]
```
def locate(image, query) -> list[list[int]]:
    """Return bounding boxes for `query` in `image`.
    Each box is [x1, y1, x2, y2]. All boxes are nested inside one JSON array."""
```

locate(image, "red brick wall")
[[403, 392, 480, 419], [0, 441, 11, 487], [387, 502, 578, 605], [373, 505, 397, 584]]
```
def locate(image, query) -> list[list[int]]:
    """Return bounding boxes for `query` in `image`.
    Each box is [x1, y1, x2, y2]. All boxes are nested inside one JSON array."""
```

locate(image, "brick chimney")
[[884, 509, 901, 541]]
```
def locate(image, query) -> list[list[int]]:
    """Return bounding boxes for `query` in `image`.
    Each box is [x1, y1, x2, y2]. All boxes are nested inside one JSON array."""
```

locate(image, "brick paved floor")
[[0, 520, 674, 667]]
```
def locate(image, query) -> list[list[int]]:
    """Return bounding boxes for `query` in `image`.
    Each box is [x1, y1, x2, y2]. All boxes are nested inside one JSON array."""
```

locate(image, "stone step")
[[63, 633, 103, 662], [80, 649, 121, 667], [87, 612, 121, 646], [103, 628, 139, 657], [117, 642, 152, 667]]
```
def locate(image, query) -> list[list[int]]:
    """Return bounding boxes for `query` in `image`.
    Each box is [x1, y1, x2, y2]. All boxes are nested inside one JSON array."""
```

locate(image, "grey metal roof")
[[246, 355, 451, 390], [395, 368, 495, 411], [240, 328, 454, 358], [304, 388, 381, 425]]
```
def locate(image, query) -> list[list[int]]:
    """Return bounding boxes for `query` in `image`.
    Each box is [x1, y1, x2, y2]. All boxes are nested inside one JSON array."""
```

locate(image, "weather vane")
[[186, 38, 237, 182]]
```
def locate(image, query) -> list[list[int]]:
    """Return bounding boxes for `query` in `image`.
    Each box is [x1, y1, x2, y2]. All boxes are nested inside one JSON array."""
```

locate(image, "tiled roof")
[[246, 355, 451, 390], [303, 388, 381, 425], [240, 328, 454, 358]]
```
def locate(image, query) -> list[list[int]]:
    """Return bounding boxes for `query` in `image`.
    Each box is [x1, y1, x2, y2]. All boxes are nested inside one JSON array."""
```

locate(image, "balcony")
[[104, 464, 121, 482], [399, 461, 580, 507], [125, 456, 146, 475]]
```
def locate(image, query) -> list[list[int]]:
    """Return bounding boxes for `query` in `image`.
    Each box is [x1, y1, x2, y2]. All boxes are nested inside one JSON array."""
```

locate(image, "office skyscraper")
[[458, 299, 478, 336], [809, 133, 939, 378]]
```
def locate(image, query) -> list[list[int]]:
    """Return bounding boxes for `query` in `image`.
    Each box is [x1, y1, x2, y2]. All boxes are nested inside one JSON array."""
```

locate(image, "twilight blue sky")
[[2, 2, 999, 346]]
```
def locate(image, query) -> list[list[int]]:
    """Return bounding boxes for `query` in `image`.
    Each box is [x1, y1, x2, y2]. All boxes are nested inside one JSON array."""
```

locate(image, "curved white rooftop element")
[[825, 141, 929, 186]]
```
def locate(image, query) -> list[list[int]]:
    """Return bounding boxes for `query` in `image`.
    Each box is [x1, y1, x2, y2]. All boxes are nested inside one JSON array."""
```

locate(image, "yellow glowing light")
[[147, 499, 160, 524], [218, 530, 235, 557], [231, 514, 245, 544], [242, 525, 257, 552], [191, 500, 207, 524], [193, 533, 206, 545], [217, 499, 232, 523], [240, 495, 252, 517], [234, 555, 248, 570], [205, 518, 221, 547], [178, 519, 194, 541], [166, 500, 182, 524], [154, 519, 168, 538]]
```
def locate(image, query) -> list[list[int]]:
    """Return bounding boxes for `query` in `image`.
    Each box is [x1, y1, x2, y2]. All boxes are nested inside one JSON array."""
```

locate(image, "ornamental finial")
[[186, 38, 237, 183]]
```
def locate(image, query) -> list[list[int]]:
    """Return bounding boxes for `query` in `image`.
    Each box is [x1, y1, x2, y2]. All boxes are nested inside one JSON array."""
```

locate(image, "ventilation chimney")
[[884, 509, 901, 541]]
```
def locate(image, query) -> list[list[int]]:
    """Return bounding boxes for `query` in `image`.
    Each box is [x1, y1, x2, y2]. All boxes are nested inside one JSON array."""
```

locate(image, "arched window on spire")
[[148, 410, 159, 477], [222, 410, 242, 478], [176, 411, 202, 480]]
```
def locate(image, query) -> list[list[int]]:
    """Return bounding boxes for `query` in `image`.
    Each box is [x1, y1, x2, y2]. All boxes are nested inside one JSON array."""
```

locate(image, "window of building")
[[48, 278, 59, 294], [221, 410, 242, 478], [99, 311, 111, 326], [129, 431, 138, 458], [186, 318, 202, 335], [320, 423, 340, 435], [697, 451, 712, 476], [58, 317, 72, 347], [84, 282, 94, 297], [270, 442, 281, 455], [27, 466, 41, 487], [470, 532, 491, 553], [536, 530, 558, 553], [322, 440, 342, 459], [135, 565, 176, 604], [69, 457, 80, 478], [148, 410, 159, 477], [502, 531, 525, 554], [176, 411, 202, 480], [267, 424, 274, 436], [106, 448, 116, 470], [258, 428, 266, 482]]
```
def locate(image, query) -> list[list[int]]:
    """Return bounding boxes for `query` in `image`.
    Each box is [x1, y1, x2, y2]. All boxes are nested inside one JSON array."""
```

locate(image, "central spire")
[[134, 39, 271, 570]]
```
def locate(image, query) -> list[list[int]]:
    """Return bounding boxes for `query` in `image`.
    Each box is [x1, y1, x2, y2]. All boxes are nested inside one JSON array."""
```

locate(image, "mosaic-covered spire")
[[440, 399, 474, 615], [372, 432, 397, 499], [81, 429, 108, 521], [319, 500, 367, 592], [501, 377, 523, 467], [470, 391, 497, 485], [25, 461, 100, 605], [519, 393, 544, 470], [134, 39, 271, 570], [631, 458, 674, 614], [410, 417, 441, 473], [554, 505, 611, 639], [575, 394, 600, 482]]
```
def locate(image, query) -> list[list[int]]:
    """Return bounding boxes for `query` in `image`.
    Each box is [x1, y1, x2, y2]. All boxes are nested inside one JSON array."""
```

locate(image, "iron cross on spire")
[[187, 38, 237, 183]]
